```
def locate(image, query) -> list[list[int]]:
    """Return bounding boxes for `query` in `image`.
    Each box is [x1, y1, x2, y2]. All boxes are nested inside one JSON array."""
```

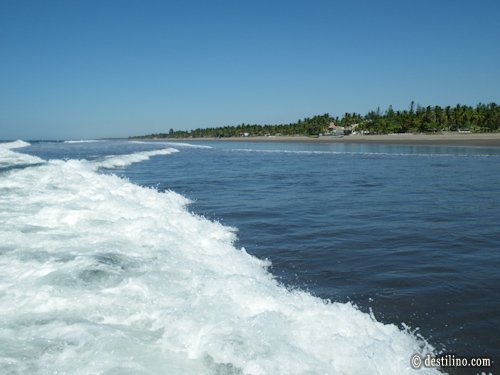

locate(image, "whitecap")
[[94, 148, 179, 169], [0, 140, 32, 149], [131, 141, 213, 149], [160, 142, 213, 149], [229, 147, 498, 158], [64, 140, 104, 144], [0, 145, 440, 374], [0, 140, 44, 169]]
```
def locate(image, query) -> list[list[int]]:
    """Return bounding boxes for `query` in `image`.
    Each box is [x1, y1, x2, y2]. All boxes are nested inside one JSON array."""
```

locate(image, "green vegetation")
[[132, 102, 499, 139]]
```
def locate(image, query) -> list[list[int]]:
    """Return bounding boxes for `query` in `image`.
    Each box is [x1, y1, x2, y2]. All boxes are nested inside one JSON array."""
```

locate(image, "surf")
[[0, 141, 440, 374]]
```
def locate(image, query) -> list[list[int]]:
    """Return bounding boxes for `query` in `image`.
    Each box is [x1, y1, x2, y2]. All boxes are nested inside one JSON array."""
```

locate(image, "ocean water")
[[1, 139, 499, 374]]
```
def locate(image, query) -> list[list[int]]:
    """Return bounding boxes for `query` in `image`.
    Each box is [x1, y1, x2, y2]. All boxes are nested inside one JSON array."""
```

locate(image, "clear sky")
[[1, 0, 499, 140]]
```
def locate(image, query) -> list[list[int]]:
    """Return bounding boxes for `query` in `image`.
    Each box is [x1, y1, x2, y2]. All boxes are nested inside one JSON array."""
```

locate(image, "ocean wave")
[[94, 148, 179, 169], [0, 140, 45, 169], [64, 140, 104, 143], [0, 140, 32, 149], [160, 142, 213, 149], [131, 141, 213, 149], [0, 145, 439, 374], [229, 147, 498, 158]]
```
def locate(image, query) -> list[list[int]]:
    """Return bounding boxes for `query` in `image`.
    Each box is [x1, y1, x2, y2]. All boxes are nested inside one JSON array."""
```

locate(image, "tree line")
[[132, 102, 499, 139]]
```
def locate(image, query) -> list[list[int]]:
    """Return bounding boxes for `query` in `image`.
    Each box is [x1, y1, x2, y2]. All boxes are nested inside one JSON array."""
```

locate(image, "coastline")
[[139, 133, 500, 147]]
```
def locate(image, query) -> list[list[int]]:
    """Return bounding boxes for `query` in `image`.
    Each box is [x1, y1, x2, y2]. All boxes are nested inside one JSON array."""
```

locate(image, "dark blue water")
[[22, 140, 500, 373]]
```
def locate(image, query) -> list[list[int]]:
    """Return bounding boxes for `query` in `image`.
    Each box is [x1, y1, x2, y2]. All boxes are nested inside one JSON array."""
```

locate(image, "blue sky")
[[1, 0, 499, 139]]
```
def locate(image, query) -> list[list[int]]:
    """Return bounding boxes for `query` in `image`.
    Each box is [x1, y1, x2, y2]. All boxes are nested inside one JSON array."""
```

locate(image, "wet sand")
[[148, 133, 500, 147]]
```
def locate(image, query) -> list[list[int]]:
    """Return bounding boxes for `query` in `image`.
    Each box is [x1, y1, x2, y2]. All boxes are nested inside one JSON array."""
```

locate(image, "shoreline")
[[137, 133, 500, 147]]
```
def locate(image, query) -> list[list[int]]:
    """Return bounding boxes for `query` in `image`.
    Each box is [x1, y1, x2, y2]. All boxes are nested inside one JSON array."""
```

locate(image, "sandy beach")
[[148, 133, 500, 147]]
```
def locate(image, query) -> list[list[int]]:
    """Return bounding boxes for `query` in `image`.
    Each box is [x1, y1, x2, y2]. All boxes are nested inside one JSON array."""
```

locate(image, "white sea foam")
[[0, 139, 32, 149], [0, 144, 440, 374], [160, 142, 213, 149], [94, 147, 179, 169], [132, 141, 213, 149], [229, 147, 498, 158], [130, 141, 213, 149], [0, 140, 44, 168], [64, 139, 104, 143]]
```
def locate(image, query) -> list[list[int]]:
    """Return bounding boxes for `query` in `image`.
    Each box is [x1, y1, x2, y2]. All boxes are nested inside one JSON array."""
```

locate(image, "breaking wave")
[[0, 140, 45, 170], [94, 148, 179, 169], [160, 142, 213, 149], [131, 141, 213, 149], [228, 147, 499, 158], [64, 140, 104, 143], [1, 140, 32, 149], [0, 141, 439, 374]]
